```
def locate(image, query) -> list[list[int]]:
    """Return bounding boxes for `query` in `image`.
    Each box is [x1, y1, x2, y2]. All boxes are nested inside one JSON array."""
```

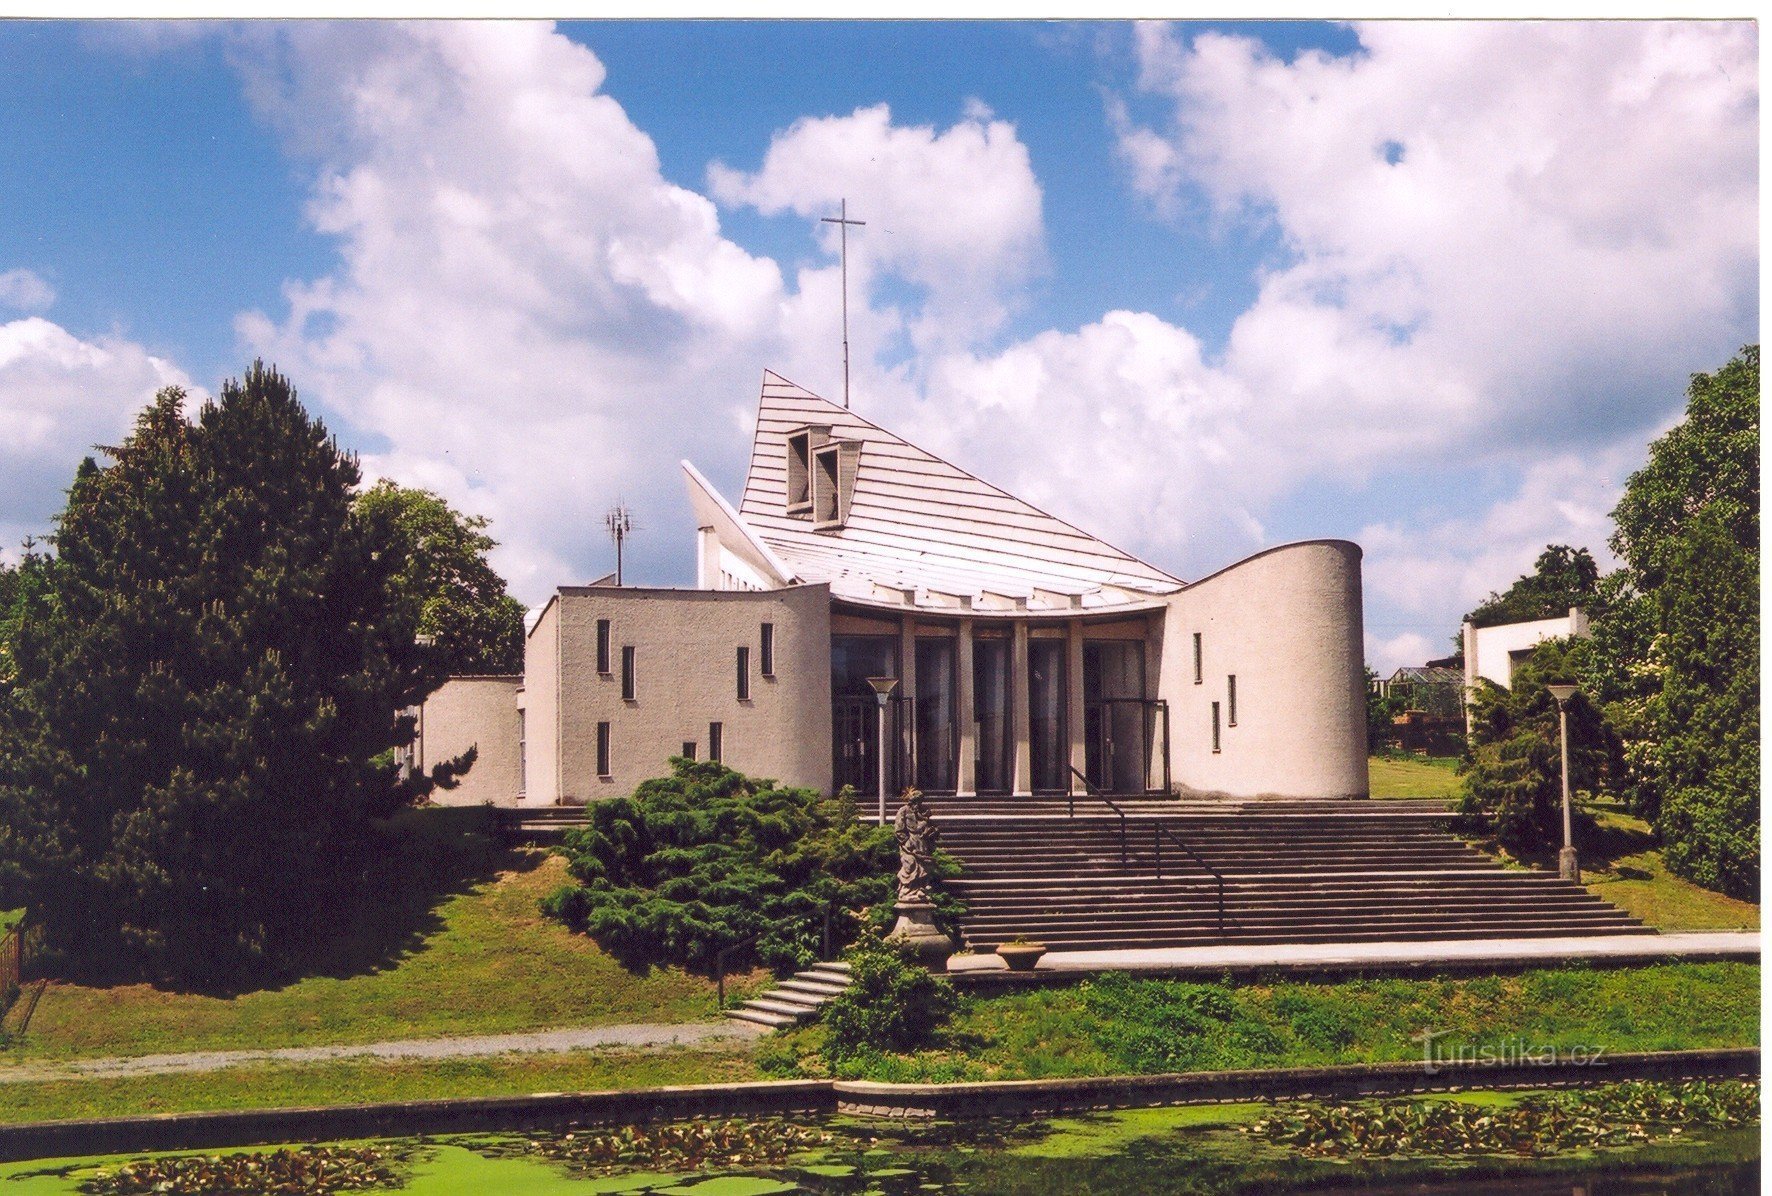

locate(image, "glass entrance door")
[[915, 638, 957, 791], [1083, 640, 1148, 793], [973, 637, 1011, 793], [1028, 638, 1068, 791]]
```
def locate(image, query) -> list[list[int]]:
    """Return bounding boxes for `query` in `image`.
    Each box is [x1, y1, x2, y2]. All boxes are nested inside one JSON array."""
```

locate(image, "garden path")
[[0, 1020, 765, 1084]]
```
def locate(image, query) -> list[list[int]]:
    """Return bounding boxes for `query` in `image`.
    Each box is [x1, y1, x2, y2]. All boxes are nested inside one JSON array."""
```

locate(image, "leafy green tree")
[[353, 481, 526, 676], [1608, 346, 1758, 897], [0, 364, 459, 984], [543, 759, 941, 974], [1459, 639, 1619, 858], [1464, 544, 1603, 631], [821, 933, 959, 1069], [1364, 667, 1404, 750]]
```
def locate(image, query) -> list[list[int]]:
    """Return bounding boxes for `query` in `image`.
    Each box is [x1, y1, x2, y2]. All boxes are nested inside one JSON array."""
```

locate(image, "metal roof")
[[701, 370, 1184, 615]]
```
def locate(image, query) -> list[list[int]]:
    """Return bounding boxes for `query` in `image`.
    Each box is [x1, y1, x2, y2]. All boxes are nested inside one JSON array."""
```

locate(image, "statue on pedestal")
[[887, 788, 953, 966]]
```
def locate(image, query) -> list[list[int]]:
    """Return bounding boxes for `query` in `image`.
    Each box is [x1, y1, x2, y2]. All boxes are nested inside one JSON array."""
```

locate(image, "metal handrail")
[[1067, 766, 1129, 865], [714, 902, 836, 1010], [1067, 767, 1225, 938], [1152, 821, 1226, 936]]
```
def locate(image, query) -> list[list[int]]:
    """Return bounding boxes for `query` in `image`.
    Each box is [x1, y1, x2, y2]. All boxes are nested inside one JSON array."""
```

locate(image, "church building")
[[415, 371, 1370, 806]]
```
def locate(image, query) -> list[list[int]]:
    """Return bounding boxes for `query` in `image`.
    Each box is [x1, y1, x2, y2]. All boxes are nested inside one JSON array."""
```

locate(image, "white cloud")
[[0, 317, 195, 559], [1356, 440, 1639, 672], [229, 23, 1054, 601], [0, 269, 56, 312], [904, 310, 1269, 566], [708, 103, 1046, 353], [1121, 20, 1757, 471]]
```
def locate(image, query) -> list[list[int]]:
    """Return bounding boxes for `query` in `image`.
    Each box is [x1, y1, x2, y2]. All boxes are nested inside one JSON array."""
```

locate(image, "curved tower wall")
[[1158, 540, 1368, 800]]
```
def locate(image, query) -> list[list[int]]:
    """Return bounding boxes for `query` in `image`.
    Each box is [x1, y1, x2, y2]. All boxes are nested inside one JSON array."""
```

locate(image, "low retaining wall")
[[835, 1047, 1760, 1118], [0, 1049, 1756, 1163]]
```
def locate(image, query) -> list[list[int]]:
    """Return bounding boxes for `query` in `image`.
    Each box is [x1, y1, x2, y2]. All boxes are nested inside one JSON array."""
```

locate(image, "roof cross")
[[820, 198, 866, 409]]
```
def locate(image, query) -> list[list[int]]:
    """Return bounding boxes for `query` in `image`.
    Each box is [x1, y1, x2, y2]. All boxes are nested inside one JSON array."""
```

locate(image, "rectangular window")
[[621, 645, 636, 701], [1228, 675, 1238, 727], [1193, 633, 1203, 684], [596, 721, 612, 777], [596, 619, 611, 674], [709, 721, 723, 763], [736, 645, 752, 700], [681, 741, 696, 761], [786, 430, 812, 513], [517, 710, 526, 796], [1211, 702, 1221, 754], [760, 622, 775, 676], [813, 444, 842, 524]]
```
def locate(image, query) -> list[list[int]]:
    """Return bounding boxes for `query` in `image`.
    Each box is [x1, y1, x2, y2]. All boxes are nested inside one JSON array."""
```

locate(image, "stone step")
[[965, 923, 1660, 952], [724, 1006, 797, 1028], [780, 977, 849, 997]]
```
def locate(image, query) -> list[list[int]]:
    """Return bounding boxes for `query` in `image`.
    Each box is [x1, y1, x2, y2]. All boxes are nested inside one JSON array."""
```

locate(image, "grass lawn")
[[1368, 753, 1462, 799], [761, 961, 1760, 1083], [3, 808, 757, 1064], [0, 1046, 763, 1125], [1581, 808, 1759, 932]]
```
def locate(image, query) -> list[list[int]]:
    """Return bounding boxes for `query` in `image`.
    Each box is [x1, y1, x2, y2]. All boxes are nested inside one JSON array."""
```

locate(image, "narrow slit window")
[[681, 741, 697, 761], [709, 721, 723, 763], [621, 645, 636, 701], [596, 721, 612, 777], [736, 645, 751, 700], [1211, 702, 1221, 754], [1193, 633, 1203, 684], [1227, 675, 1238, 726], [518, 709, 527, 796], [760, 622, 775, 677], [596, 619, 611, 674]]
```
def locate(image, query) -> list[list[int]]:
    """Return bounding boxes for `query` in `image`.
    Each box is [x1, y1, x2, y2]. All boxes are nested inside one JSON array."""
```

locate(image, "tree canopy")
[[353, 480, 526, 676], [1463, 544, 1603, 632], [0, 364, 463, 984], [1606, 347, 1759, 897]]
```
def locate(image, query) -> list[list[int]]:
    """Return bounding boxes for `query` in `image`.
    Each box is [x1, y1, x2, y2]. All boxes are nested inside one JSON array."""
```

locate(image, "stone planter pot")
[[996, 942, 1047, 972]]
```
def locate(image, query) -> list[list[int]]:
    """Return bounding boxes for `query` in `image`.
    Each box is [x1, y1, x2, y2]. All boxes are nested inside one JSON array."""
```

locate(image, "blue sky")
[[0, 20, 1757, 671]]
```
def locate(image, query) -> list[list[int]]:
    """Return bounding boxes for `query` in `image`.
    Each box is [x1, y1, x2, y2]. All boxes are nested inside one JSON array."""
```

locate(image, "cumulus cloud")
[[1122, 20, 1757, 468], [0, 317, 195, 559], [228, 24, 1055, 600], [708, 103, 1046, 353], [0, 269, 56, 312]]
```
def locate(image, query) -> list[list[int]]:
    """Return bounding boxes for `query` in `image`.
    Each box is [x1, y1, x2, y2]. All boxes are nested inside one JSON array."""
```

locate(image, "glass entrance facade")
[[973, 637, 1011, 792], [1084, 640, 1149, 793], [914, 638, 957, 791], [1028, 638, 1068, 791]]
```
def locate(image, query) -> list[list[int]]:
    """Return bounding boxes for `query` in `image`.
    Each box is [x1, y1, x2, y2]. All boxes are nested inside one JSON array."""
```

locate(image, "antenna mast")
[[821, 198, 866, 408], [605, 504, 634, 586]]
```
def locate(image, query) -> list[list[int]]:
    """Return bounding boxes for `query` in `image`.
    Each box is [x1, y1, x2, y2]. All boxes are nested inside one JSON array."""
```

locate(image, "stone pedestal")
[[1559, 846, 1581, 883], [887, 901, 953, 967]]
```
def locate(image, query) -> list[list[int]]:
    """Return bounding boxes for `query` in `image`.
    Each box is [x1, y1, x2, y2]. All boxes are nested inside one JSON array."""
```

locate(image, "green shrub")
[[821, 934, 959, 1065], [541, 759, 898, 974]]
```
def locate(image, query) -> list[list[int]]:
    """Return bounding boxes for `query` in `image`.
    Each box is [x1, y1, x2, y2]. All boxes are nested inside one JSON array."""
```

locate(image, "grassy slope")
[[5, 809, 750, 1064], [0, 1048, 762, 1125], [763, 961, 1760, 1083], [1581, 809, 1759, 932], [1367, 754, 1463, 799]]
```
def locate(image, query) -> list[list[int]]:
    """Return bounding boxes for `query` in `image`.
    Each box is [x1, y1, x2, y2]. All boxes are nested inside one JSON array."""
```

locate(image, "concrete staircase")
[[940, 803, 1652, 953], [724, 961, 854, 1029]]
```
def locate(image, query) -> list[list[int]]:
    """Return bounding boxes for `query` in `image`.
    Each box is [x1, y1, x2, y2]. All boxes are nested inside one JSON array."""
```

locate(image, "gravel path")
[[0, 1020, 765, 1084]]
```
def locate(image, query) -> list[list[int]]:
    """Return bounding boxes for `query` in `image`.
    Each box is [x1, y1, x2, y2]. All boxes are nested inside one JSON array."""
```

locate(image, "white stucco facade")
[[1462, 608, 1591, 692], [416, 370, 1371, 805]]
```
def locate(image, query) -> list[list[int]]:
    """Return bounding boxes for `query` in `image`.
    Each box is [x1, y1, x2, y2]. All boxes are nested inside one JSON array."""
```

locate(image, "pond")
[[0, 1087, 1759, 1196]]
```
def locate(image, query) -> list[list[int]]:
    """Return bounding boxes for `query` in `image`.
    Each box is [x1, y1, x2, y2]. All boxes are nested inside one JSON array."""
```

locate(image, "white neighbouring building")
[[1462, 608, 1593, 693], [419, 371, 1371, 807]]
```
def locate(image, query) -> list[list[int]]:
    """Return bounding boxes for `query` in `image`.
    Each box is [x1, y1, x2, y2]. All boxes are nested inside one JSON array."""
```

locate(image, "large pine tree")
[[0, 364, 451, 983]]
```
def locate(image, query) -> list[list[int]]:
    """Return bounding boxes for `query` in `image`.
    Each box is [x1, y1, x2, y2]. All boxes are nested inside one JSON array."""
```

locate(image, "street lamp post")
[[866, 676, 899, 826], [1547, 683, 1580, 882]]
